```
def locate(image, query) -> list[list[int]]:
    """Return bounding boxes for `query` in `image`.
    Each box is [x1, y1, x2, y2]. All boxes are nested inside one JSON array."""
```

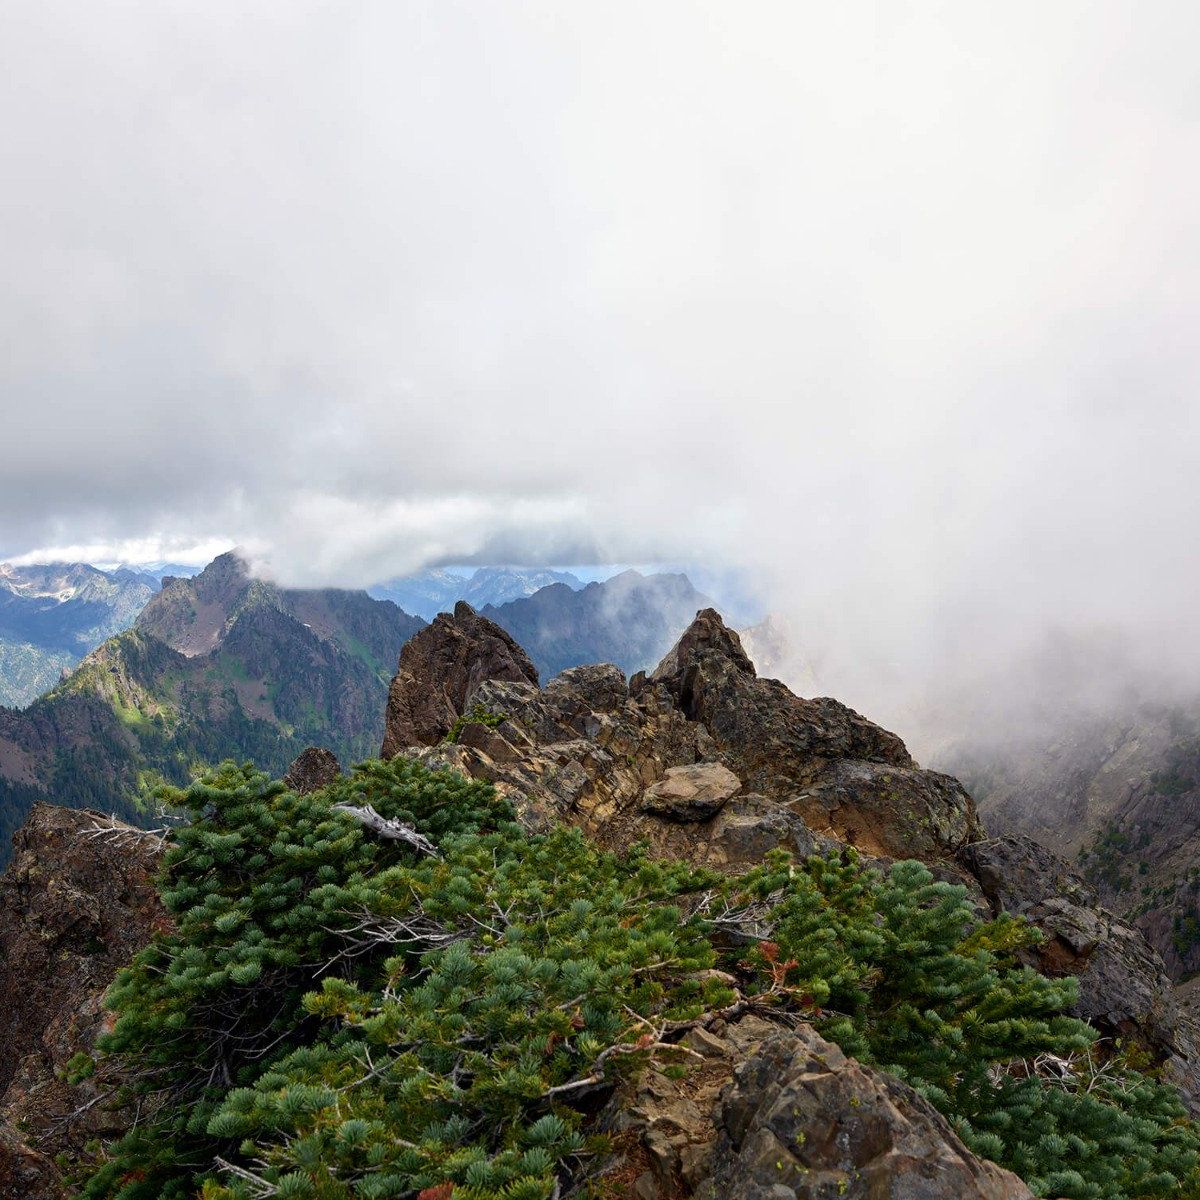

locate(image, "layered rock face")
[[0, 805, 167, 1199], [384, 605, 981, 869]]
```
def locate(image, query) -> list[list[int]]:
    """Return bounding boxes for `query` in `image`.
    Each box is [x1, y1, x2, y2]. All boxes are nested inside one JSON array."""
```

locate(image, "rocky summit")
[[3, 606, 1200, 1198], [391, 604, 980, 868]]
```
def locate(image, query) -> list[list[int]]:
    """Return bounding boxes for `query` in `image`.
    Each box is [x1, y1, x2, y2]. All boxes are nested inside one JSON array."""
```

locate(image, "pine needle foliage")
[[81, 760, 1200, 1200], [716, 851, 1200, 1197]]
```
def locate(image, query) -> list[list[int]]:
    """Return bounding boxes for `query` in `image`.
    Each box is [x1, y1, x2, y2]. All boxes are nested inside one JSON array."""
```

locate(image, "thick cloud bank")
[[3, 3, 1200, 732]]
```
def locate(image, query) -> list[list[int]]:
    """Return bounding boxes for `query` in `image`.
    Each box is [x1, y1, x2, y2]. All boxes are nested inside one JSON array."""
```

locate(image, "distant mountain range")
[[0, 553, 721, 865], [369, 566, 584, 620], [0, 563, 160, 707], [483, 569, 712, 680]]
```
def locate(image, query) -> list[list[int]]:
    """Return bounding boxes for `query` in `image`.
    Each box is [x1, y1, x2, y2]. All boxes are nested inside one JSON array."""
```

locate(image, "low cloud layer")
[[4, 3, 1200, 736]]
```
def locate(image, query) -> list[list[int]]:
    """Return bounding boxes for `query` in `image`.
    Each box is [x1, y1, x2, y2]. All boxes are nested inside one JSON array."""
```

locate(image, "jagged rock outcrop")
[[283, 745, 343, 793], [0, 806, 167, 1199], [381, 601, 538, 756], [963, 834, 1200, 1110], [602, 1015, 1033, 1200], [648, 610, 980, 859], [391, 606, 979, 868]]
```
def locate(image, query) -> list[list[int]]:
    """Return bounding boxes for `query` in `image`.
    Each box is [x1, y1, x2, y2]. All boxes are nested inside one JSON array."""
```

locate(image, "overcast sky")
[[4, 2, 1200, 724]]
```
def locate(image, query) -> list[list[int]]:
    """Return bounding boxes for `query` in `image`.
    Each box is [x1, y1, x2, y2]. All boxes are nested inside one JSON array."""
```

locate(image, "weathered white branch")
[[82, 814, 170, 850], [332, 803, 439, 857], [213, 1158, 277, 1198]]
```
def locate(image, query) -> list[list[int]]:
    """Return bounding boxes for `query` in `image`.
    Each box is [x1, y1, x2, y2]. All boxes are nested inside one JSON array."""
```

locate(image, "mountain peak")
[[651, 607, 756, 684], [382, 601, 538, 755]]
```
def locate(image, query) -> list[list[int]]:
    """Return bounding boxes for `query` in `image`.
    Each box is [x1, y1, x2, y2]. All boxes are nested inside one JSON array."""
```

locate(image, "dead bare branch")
[[332, 803, 440, 857]]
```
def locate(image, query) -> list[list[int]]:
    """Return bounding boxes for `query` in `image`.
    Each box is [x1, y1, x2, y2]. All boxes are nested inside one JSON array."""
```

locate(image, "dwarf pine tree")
[[79, 758, 1200, 1200]]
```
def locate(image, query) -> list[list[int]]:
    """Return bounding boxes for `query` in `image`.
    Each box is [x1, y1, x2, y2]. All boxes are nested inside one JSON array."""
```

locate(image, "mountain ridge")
[[0, 554, 427, 865], [0, 563, 159, 708], [483, 567, 713, 680]]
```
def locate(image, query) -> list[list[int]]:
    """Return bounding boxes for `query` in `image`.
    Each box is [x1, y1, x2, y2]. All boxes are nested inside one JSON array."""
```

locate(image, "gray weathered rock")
[[696, 1028, 1035, 1200], [601, 1016, 1033, 1200], [641, 762, 742, 821]]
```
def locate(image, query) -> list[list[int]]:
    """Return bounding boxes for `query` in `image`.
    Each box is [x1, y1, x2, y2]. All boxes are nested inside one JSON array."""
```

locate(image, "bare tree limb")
[[332, 803, 440, 857], [214, 1158, 277, 1198]]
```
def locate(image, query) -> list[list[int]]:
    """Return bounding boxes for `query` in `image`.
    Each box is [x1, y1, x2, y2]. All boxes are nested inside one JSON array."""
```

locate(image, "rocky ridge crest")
[[391, 604, 980, 868]]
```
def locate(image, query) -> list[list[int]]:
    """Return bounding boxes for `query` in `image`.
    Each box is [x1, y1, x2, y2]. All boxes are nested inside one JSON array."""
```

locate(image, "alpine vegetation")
[[79, 757, 1200, 1200]]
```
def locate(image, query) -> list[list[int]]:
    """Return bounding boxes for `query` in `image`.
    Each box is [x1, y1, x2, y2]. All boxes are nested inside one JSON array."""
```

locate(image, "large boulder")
[[695, 1028, 1035, 1200], [601, 1016, 1033, 1200], [962, 834, 1200, 1110], [0, 805, 168, 1197], [641, 762, 742, 821], [381, 601, 538, 756]]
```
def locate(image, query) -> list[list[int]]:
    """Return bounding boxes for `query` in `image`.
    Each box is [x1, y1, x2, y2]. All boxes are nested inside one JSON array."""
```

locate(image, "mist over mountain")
[[369, 566, 584, 621], [0, 563, 158, 707], [483, 569, 712, 680], [927, 643, 1200, 983]]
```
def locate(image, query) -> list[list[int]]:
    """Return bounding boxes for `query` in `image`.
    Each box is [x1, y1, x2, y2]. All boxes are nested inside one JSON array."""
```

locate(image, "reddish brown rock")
[[0, 805, 167, 1197], [0, 1121, 61, 1200], [284, 745, 343, 793], [381, 601, 538, 756]]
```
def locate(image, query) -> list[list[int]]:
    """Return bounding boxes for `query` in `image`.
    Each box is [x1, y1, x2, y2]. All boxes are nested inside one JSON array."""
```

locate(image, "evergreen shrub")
[[80, 759, 1200, 1200]]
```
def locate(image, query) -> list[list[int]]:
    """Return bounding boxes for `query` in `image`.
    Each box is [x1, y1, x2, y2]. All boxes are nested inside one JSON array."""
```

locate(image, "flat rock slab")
[[641, 762, 742, 821]]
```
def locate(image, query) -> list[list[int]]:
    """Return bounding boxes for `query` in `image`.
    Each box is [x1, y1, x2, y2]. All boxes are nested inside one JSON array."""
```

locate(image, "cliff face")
[[0, 805, 167, 1199]]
